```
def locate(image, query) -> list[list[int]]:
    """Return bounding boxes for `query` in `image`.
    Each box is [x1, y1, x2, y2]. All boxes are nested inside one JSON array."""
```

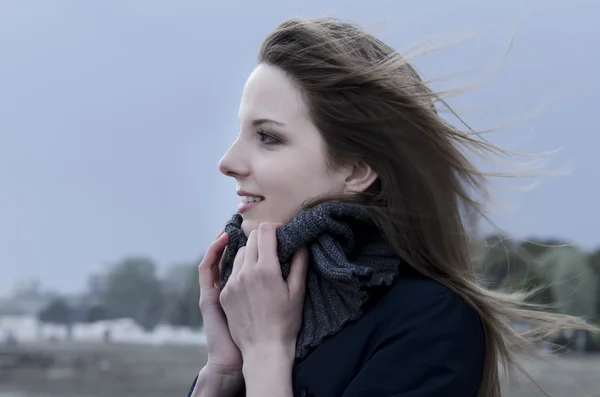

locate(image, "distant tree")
[[86, 304, 110, 323], [519, 238, 569, 259], [475, 235, 553, 305], [477, 235, 527, 289], [589, 248, 600, 274], [163, 260, 202, 328], [588, 248, 600, 322], [181, 262, 202, 328], [100, 257, 164, 330], [38, 298, 71, 325], [538, 246, 599, 321]]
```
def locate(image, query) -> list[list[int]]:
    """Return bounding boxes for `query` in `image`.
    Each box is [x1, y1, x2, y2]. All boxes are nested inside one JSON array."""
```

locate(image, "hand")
[[196, 231, 244, 394], [219, 222, 309, 362]]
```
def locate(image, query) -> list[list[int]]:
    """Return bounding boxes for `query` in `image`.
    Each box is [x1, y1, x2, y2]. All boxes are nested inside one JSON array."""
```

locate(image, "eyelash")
[[257, 130, 281, 145]]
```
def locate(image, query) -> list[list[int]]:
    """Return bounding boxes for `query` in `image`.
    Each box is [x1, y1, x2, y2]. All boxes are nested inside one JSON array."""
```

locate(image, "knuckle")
[[255, 263, 274, 279], [225, 276, 240, 291], [237, 271, 250, 283], [219, 289, 230, 306], [198, 260, 212, 273], [198, 295, 211, 311], [258, 222, 272, 231]]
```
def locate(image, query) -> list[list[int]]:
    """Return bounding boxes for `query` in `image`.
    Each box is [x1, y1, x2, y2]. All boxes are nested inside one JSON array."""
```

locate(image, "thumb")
[[288, 247, 309, 298]]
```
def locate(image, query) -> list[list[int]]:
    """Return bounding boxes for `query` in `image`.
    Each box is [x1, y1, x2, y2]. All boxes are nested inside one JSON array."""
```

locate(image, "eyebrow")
[[251, 118, 286, 127]]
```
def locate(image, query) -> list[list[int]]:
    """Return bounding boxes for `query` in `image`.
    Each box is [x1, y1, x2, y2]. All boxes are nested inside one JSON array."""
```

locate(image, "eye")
[[257, 130, 281, 145]]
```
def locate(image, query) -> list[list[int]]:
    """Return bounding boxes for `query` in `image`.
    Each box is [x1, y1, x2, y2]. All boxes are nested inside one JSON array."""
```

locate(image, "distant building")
[[0, 278, 58, 316]]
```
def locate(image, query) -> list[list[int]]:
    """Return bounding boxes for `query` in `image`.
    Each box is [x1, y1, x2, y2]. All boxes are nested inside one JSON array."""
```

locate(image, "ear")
[[344, 161, 378, 193]]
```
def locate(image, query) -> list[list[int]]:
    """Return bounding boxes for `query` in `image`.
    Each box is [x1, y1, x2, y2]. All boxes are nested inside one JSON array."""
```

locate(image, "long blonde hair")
[[258, 17, 596, 396]]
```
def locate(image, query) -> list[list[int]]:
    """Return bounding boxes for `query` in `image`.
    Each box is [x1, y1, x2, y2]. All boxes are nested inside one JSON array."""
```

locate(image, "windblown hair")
[[258, 18, 594, 396]]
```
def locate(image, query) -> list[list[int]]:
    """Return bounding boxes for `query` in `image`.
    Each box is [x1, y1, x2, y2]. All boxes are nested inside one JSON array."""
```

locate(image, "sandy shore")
[[0, 342, 202, 397], [1, 342, 599, 397]]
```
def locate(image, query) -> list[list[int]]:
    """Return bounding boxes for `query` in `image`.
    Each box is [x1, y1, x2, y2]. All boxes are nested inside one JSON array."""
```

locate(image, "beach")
[[0, 342, 200, 397], [1, 342, 599, 397]]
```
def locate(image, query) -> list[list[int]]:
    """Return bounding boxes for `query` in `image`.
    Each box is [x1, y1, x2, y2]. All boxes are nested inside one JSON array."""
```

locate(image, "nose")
[[218, 140, 249, 179]]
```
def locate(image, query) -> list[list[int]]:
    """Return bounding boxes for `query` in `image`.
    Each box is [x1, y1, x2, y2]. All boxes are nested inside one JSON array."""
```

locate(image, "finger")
[[288, 247, 309, 297], [210, 229, 226, 289], [231, 246, 246, 278], [244, 230, 258, 265], [215, 245, 227, 289], [212, 229, 225, 241], [198, 233, 229, 291], [257, 223, 280, 271], [218, 245, 227, 272]]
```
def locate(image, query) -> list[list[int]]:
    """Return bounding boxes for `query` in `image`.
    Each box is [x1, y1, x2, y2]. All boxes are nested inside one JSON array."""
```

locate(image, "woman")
[[188, 18, 591, 397]]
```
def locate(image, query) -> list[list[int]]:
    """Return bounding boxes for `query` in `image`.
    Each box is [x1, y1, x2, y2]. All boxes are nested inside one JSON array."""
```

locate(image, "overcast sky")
[[1, 0, 598, 295]]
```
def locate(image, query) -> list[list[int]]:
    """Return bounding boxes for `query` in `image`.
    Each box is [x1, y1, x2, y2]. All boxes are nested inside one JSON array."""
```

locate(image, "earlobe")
[[345, 161, 378, 193]]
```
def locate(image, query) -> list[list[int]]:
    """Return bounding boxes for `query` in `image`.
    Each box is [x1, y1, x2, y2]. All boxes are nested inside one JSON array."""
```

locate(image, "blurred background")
[[1, 0, 599, 396]]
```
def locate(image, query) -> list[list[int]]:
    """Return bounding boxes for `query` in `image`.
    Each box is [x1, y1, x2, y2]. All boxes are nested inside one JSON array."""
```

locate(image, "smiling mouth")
[[241, 195, 265, 204], [238, 195, 265, 214]]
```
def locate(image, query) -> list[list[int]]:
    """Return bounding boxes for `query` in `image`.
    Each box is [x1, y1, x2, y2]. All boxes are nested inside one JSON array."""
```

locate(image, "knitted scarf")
[[220, 202, 401, 359]]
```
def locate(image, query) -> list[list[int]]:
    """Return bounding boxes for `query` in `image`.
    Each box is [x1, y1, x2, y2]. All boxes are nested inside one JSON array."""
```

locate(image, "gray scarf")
[[220, 202, 401, 359]]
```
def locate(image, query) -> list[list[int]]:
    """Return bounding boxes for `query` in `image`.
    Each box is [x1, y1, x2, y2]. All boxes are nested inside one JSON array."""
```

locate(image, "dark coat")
[[187, 266, 485, 397]]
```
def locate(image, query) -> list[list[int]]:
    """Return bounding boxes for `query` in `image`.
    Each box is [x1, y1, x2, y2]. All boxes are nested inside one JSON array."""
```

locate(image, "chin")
[[240, 214, 290, 237], [241, 219, 259, 237]]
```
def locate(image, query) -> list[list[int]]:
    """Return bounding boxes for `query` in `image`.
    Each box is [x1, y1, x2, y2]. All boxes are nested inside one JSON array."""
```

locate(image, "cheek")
[[270, 158, 342, 200]]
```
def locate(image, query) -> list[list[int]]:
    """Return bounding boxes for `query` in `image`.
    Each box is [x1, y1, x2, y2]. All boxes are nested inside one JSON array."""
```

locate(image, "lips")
[[237, 198, 263, 214], [236, 190, 265, 214]]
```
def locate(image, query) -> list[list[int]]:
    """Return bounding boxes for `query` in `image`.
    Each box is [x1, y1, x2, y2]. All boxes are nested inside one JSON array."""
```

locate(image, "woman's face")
[[218, 64, 349, 235]]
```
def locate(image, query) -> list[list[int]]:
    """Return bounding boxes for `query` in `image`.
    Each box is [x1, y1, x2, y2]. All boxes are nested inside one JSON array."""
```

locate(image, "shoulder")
[[337, 274, 485, 396], [372, 271, 483, 337], [365, 271, 486, 371]]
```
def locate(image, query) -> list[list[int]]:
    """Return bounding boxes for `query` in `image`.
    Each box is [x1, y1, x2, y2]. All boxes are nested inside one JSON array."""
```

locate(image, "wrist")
[[242, 342, 295, 367], [242, 343, 295, 396], [192, 366, 243, 397], [242, 342, 295, 376]]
